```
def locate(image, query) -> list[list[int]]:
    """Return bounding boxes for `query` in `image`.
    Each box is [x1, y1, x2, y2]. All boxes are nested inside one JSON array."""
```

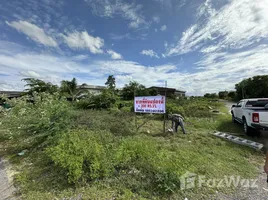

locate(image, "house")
[[149, 86, 186, 97], [78, 84, 106, 95], [175, 89, 187, 97], [0, 91, 23, 98]]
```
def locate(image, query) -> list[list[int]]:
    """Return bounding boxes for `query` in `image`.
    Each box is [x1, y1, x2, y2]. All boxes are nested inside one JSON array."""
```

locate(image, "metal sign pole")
[[163, 81, 167, 134], [134, 87, 137, 131]]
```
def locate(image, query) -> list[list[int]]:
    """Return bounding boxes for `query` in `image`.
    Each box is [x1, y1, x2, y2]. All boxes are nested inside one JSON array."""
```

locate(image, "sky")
[[1, 0, 268, 95]]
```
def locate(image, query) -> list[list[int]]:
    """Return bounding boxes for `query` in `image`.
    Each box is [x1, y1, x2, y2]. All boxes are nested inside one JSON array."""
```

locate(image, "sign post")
[[134, 95, 166, 133], [164, 81, 167, 134], [134, 96, 166, 114]]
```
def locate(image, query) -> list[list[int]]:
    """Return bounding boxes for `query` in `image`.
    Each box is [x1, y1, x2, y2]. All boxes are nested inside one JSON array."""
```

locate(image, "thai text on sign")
[[134, 96, 166, 114]]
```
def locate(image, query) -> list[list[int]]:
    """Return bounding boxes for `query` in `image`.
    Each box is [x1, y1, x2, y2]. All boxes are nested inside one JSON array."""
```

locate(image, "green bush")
[[75, 98, 95, 109], [166, 103, 185, 117], [75, 89, 118, 110], [184, 104, 211, 117], [72, 110, 136, 136], [115, 136, 182, 194], [0, 93, 72, 149], [48, 132, 183, 193], [47, 129, 117, 183], [166, 98, 219, 118]]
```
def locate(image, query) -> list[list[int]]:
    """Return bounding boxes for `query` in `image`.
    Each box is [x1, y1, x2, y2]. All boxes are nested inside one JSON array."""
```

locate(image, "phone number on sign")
[[135, 109, 165, 113]]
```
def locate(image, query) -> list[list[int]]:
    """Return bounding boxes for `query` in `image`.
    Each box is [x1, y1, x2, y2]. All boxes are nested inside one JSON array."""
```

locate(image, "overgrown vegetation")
[[0, 91, 263, 200], [0, 75, 265, 199]]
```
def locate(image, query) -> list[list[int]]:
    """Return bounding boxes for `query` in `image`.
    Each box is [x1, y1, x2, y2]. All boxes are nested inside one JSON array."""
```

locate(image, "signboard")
[[134, 96, 166, 114]]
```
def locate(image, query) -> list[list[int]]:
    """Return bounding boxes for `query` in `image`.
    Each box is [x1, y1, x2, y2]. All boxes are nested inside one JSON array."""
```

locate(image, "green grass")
[[0, 98, 264, 200]]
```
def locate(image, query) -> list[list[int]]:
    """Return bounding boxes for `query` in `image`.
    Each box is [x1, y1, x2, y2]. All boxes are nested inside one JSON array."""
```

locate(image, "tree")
[[147, 88, 158, 96], [22, 78, 58, 95], [105, 75, 116, 90], [235, 75, 268, 100], [218, 91, 228, 99], [93, 89, 118, 109], [121, 81, 148, 100], [227, 91, 236, 100], [60, 78, 88, 101], [204, 93, 218, 99]]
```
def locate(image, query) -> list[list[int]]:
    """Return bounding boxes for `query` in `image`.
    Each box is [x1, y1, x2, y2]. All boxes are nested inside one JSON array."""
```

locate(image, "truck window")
[[237, 101, 243, 107], [245, 100, 268, 107]]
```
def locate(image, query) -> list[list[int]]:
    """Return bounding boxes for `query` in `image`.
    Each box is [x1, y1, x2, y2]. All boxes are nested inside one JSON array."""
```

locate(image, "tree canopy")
[[22, 78, 58, 95], [204, 93, 218, 99], [235, 75, 268, 99], [60, 78, 88, 101], [105, 75, 116, 90], [121, 81, 149, 100]]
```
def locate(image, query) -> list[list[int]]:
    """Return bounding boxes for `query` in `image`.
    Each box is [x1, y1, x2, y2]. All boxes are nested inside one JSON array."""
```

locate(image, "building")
[[0, 91, 23, 98], [174, 89, 187, 97], [79, 84, 106, 95], [149, 86, 186, 97]]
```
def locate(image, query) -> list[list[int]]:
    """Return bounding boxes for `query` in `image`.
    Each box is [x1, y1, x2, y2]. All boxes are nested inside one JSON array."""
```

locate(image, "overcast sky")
[[1, 0, 268, 95]]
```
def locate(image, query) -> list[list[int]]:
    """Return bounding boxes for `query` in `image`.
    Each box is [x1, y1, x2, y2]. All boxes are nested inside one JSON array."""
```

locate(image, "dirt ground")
[[0, 157, 17, 200]]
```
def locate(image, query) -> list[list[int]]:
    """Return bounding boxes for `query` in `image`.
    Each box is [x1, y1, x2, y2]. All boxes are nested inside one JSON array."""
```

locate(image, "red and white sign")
[[134, 96, 166, 114]]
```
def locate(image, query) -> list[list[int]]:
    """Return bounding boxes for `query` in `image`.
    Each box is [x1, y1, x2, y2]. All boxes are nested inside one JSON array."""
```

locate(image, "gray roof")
[[150, 86, 186, 93], [0, 91, 23, 98], [78, 85, 106, 89]]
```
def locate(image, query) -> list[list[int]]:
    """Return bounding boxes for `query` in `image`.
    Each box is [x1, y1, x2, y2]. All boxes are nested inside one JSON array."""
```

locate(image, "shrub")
[[75, 89, 119, 110], [115, 136, 182, 194], [47, 129, 117, 183], [75, 98, 95, 109], [47, 130, 185, 193], [166, 103, 185, 117], [0, 93, 72, 149], [72, 110, 136, 136]]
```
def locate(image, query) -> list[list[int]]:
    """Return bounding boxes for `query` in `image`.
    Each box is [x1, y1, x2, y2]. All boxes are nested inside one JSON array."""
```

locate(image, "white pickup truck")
[[231, 98, 268, 135]]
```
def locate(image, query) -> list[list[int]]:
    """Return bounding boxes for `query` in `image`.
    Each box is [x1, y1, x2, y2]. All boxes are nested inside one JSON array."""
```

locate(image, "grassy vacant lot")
[[0, 94, 264, 200]]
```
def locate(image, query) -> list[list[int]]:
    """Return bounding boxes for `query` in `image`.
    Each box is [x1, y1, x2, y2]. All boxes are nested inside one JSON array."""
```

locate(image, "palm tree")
[[60, 78, 88, 101]]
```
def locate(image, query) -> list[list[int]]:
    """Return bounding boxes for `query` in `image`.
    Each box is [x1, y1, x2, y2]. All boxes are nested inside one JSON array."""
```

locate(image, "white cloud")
[[107, 50, 123, 60], [200, 45, 219, 53], [2, 38, 268, 95], [19, 71, 41, 78], [61, 31, 104, 54], [164, 41, 168, 48], [85, 0, 147, 28], [167, 0, 268, 56], [153, 16, 160, 23], [140, 49, 159, 58], [160, 25, 167, 31], [6, 20, 57, 47], [155, 29, 158, 32], [72, 55, 89, 61]]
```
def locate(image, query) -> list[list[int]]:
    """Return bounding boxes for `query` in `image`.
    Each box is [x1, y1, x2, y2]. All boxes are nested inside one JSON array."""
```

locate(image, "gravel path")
[[213, 167, 268, 200], [0, 157, 17, 200]]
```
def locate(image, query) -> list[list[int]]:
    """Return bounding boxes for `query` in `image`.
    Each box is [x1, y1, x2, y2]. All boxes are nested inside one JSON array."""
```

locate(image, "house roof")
[[149, 86, 186, 93], [78, 85, 106, 89], [0, 91, 23, 98]]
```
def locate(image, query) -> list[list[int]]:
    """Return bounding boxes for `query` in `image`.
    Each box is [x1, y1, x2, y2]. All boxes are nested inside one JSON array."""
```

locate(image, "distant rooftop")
[[0, 91, 24, 98], [149, 86, 186, 93], [78, 85, 106, 89]]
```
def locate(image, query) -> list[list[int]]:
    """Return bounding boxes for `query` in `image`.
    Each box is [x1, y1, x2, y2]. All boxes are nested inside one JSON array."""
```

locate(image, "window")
[[237, 101, 243, 107], [246, 100, 268, 107]]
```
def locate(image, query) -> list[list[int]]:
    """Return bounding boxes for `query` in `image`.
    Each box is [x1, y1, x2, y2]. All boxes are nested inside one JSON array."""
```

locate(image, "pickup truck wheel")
[[243, 119, 254, 136]]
